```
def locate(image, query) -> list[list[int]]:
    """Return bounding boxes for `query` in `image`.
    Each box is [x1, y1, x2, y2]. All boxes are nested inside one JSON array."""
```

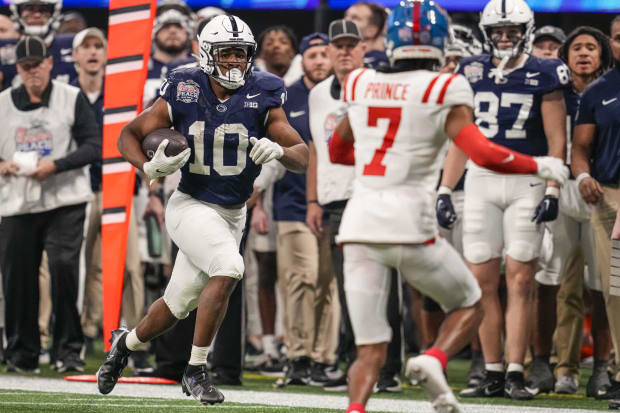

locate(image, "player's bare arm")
[[541, 89, 567, 187], [571, 123, 603, 204], [265, 106, 308, 173], [117, 97, 173, 172], [440, 142, 468, 189]]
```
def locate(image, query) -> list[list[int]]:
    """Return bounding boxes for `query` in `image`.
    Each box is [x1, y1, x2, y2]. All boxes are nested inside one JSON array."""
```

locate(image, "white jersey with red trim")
[[337, 68, 474, 244]]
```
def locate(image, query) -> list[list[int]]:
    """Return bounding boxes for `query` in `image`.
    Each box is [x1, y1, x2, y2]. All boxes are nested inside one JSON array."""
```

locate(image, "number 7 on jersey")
[[363, 107, 402, 176]]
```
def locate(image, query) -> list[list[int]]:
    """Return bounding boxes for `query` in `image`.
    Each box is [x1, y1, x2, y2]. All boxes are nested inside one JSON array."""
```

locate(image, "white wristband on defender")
[[576, 172, 591, 186], [438, 185, 452, 195], [545, 186, 560, 197]]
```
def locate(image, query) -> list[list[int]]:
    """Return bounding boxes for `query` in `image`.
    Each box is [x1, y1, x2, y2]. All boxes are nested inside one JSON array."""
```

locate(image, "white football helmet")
[[10, 0, 62, 41], [479, 0, 534, 59], [198, 15, 256, 90]]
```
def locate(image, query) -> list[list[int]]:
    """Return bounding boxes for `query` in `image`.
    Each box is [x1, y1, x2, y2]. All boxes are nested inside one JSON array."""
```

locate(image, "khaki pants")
[[82, 191, 103, 339], [591, 185, 620, 380], [277, 221, 339, 364], [554, 255, 585, 379]]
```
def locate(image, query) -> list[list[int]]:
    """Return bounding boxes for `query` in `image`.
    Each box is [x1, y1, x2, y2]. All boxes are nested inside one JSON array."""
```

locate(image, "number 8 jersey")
[[160, 67, 287, 205], [456, 54, 569, 156], [337, 67, 474, 244]]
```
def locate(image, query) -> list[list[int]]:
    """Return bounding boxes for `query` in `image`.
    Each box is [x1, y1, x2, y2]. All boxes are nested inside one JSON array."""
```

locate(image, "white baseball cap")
[[72, 27, 107, 50]]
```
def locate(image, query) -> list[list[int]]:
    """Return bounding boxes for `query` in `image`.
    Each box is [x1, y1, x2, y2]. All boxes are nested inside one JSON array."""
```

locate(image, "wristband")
[[576, 172, 591, 187], [545, 186, 560, 197], [438, 186, 453, 195]]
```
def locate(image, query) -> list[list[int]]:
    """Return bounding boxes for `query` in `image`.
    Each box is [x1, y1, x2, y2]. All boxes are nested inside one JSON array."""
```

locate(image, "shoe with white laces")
[[406, 355, 462, 413]]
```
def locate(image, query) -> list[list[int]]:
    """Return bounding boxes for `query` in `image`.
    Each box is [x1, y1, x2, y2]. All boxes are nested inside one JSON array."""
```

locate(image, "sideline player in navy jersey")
[[452, 0, 569, 400], [531, 26, 612, 396], [96, 15, 308, 404], [0, 0, 76, 90], [572, 15, 620, 405]]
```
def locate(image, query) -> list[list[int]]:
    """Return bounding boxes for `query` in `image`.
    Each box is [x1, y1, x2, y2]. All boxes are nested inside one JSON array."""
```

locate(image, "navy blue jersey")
[[161, 67, 287, 205], [0, 34, 76, 90], [364, 50, 389, 70], [457, 54, 569, 156], [575, 68, 620, 184], [274, 77, 310, 222]]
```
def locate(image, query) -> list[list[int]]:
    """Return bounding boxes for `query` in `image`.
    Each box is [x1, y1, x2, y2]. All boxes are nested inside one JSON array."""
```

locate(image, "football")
[[141, 128, 189, 160]]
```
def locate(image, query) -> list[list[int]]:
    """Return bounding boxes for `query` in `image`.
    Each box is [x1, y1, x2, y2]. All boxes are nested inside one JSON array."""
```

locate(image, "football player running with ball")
[[451, 0, 569, 401], [328, 1, 568, 412], [96, 15, 308, 404]]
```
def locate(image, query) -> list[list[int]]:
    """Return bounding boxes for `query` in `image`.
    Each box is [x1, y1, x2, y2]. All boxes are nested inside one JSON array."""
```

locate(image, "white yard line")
[[0, 376, 602, 413]]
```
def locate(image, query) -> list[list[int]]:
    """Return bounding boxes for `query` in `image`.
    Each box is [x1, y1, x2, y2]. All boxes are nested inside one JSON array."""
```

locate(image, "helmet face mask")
[[199, 15, 256, 90], [479, 0, 534, 60], [10, 0, 62, 40]]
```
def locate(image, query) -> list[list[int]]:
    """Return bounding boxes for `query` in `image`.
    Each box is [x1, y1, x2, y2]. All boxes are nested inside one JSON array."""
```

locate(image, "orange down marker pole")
[[102, 0, 155, 351]]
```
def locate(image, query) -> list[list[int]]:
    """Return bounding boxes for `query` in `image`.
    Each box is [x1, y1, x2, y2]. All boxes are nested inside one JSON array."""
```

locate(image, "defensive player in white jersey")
[[327, 1, 568, 412]]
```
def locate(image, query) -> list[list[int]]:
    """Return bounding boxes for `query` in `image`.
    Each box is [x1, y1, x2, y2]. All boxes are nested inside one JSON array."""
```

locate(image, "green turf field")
[[0, 340, 612, 412]]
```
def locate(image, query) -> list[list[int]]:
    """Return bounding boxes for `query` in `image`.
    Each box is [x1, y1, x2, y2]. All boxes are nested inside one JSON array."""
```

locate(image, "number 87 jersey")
[[160, 66, 286, 205], [456, 54, 569, 156]]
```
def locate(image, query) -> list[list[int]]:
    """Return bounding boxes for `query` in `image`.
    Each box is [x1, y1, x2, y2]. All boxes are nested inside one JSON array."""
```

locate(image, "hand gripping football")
[[142, 128, 189, 160]]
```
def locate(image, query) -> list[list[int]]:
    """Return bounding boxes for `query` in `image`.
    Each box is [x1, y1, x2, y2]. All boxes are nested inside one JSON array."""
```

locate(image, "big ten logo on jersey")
[[187, 121, 249, 176], [176, 80, 200, 103], [244, 101, 258, 109], [364, 81, 410, 101], [15, 121, 53, 157]]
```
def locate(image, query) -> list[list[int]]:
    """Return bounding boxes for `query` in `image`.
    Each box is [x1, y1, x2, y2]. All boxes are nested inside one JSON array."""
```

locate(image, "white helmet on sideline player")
[[451, 24, 483, 56], [479, 0, 534, 59], [198, 15, 256, 90], [10, 0, 62, 40]]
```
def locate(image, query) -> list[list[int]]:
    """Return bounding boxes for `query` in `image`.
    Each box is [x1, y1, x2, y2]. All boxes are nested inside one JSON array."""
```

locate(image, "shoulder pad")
[[251, 71, 285, 92], [53, 33, 75, 48]]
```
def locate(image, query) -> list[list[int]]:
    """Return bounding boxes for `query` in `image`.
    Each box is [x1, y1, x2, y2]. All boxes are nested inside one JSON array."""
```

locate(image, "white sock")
[[485, 362, 504, 373], [507, 363, 524, 373], [262, 335, 278, 358], [189, 345, 210, 366], [125, 329, 145, 351]]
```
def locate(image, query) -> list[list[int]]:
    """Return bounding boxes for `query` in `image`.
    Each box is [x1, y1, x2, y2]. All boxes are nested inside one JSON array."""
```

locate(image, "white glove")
[[249, 137, 283, 165], [143, 139, 191, 181], [533, 156, 569, 185]]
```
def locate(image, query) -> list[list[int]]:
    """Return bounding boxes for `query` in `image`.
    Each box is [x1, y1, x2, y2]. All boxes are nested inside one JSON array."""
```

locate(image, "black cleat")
[[181, 364, 225, 405], [505, 371, 534, 400], [525, 359, 555, 395], [460, 370, 504, 398], [96, 328, 131, 395]]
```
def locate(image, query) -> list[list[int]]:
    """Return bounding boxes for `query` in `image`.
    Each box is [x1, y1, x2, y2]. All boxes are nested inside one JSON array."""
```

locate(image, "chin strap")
[[489, 55, 510, 84]]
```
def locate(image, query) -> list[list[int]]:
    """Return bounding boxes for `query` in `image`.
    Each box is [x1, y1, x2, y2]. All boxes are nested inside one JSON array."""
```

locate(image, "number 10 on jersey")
[[188, 121, 249, 176]]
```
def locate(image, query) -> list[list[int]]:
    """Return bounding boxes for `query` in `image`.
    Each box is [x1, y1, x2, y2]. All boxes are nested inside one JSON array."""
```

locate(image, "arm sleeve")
[[54, 92, 101, 173], [454, 123, 537, 174], [328, 130, 355, 165]]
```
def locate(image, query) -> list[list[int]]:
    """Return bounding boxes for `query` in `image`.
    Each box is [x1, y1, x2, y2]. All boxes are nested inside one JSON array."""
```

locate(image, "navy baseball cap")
[[299, 32, 329, 55]]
